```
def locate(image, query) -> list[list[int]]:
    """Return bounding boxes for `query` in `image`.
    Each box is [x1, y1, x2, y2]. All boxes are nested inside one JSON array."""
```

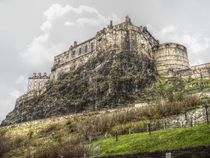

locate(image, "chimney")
[[74, 41, 77, 47], [110, 20, 113, 28], [125, 16, 131, 24]]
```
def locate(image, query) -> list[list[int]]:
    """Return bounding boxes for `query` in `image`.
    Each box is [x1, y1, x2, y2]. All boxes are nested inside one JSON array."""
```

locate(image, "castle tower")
[[153, 43, 190, 77]]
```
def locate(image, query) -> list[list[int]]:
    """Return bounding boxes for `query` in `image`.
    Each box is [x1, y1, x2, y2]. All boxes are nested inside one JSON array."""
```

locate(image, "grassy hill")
[[1, 78, 210, 157], [92, 124, 210, 157]]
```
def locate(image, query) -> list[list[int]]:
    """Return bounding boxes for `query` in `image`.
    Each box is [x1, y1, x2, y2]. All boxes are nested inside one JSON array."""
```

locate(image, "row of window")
[[72, 42, 95, 57]]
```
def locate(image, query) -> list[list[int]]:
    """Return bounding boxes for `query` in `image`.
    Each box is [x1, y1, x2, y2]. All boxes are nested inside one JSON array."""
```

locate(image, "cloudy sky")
[[0, 0, 210, 123]]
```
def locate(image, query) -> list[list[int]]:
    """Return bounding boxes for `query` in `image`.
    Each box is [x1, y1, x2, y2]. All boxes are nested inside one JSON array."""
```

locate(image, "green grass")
[[92, 124, 210, 156]]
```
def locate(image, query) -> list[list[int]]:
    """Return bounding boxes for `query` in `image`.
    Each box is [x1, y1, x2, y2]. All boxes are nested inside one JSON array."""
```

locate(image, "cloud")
[[20, 3, 120, 70], [191, 59, 204, 66], [9, 89, 22, 99], [42, 4, 119, 30], [160, 25, 176, 34], [15, 74, 28, 85], [21, 33, 66, 68], [65, 13, 120, 27], [64, 21, 75, 26], [40, 21, 52, 31], [158, 25, 210, 55]]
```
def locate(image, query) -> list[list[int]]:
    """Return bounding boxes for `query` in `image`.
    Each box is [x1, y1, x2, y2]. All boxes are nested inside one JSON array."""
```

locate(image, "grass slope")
[[93, 124, 210, 156]]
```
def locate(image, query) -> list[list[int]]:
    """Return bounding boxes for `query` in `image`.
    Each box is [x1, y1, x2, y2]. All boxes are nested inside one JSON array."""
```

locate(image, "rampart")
[[171, 63, 210, 79]]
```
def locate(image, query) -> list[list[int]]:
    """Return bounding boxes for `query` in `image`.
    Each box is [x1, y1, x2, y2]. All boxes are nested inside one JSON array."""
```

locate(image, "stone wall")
[[2, 105, 209, 132], [50, 16, 159, 80], [191, 63, 210, 79], [170, 63, 210, 79], [153, 43, 190, 77], [161, 106, 208, 129]]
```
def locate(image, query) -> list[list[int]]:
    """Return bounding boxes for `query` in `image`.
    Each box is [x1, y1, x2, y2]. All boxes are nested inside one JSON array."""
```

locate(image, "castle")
[[16, 16, 210, 105]]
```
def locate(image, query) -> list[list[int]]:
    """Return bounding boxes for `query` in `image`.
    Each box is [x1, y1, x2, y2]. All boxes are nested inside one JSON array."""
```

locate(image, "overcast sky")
[[0, 0, 210, 123]]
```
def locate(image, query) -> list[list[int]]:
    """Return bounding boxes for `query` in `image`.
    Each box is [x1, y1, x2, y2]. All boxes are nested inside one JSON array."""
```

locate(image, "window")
[[85, 45, 88, 53], [91, 43, 94, 51], [79, 48, 82, 55], [72, 51, 75, 57]]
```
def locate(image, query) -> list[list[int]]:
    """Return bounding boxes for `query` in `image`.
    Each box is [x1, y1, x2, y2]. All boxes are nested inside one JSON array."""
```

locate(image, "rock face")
[[2, 50, 156, 125]]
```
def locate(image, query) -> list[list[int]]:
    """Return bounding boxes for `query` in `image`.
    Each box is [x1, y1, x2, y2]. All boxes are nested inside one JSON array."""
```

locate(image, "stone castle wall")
[[170, 63, 210, 79], [50, 37, 97, 80], [50, 16, 159, 80], [153, 43, 190, 77], [15, 16, 210, 105], [191, 63, 210, 79]]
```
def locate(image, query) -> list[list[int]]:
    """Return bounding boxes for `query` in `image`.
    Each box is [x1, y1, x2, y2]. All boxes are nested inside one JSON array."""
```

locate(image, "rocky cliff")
[[2, 50, 156, 125]]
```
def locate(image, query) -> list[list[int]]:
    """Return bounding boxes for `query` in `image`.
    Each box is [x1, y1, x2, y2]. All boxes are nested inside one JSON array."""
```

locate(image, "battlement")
[[153, 43, 187, 52], [29, 72, 49, 79]]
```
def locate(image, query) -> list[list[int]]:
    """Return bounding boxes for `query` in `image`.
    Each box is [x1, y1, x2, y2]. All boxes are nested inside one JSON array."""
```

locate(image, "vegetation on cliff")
[[2, 50, 156, 125], [0, 92, 205, 157]]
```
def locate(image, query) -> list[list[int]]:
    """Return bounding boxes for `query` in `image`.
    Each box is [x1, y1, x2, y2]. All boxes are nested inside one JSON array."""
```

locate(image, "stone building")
[[17, 16, 210, 103], [27, 73, 49, 92], [50, 16, 158, 80], [16, 73, 49, 105]]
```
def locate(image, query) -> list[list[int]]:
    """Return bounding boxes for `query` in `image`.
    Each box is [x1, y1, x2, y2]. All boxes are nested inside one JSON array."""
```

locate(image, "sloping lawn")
[[93, 124, 210, 156]]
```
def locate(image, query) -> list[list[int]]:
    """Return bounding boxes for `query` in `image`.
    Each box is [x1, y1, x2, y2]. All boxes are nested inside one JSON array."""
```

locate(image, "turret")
[[153, 43, 190, 77]]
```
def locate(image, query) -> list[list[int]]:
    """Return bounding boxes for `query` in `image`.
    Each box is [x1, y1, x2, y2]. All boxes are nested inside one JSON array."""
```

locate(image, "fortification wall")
[[153, 43, 190, 77], [50, 17, 158, 80], [173, 63, 210, 79], [191, 63, 210, 79]]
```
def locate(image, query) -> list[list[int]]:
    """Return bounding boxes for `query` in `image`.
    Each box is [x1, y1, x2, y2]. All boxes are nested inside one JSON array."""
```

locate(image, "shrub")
[[41, 123, 59, 134], [35, 137, 90, 158], [0, 134, 12, 157], [75, 95, 201, 140]]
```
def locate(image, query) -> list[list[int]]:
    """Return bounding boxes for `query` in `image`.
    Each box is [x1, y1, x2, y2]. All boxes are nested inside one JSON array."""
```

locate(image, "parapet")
[[153, 43, 187, 52], [29, 72, 49, 79]]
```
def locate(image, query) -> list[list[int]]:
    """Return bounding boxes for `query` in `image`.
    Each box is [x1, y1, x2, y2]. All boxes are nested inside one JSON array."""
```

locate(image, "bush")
[[0, 134, 12, 157], [35, 137, 90, 158], [75, 95, 201, 140], [41, 123, 59, 134]]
